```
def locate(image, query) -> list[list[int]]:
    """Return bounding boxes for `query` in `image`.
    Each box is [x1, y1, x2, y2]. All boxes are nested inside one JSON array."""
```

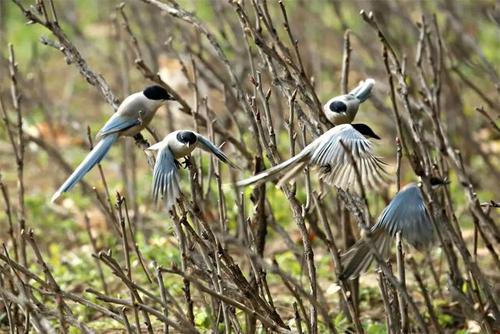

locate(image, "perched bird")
[[51, 85, 173, 203], [323, 78, 375, 125], [147, 130, 238, 211], [236, 78, 385, 192], [340, 177, 448, 280]]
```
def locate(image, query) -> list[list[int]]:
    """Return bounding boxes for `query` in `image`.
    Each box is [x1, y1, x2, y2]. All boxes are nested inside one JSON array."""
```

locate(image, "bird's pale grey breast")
[[117, 92, 162, 119]]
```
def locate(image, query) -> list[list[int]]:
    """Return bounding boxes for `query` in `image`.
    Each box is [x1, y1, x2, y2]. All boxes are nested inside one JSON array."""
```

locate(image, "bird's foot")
[[182, 156, 192, 169]]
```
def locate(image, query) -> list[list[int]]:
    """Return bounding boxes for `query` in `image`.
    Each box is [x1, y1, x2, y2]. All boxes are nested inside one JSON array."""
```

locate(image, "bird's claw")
[[182, 157, 192, 169], [174, 156, 191, 169]]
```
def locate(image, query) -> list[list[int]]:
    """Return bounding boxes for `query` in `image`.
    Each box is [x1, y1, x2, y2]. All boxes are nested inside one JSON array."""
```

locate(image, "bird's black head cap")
[[177, 131, 197, 145], [143, 85, 173, 101], [329, 100, 347, 113]]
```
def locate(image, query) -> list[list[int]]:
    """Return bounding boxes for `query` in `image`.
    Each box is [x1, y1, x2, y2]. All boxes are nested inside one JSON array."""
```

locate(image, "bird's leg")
[[320, 164, 332, 174]]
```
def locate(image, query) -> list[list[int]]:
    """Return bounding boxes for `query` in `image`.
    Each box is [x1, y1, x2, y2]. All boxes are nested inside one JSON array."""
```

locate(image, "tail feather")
[[236, 151, 309, 187], [350, 78, 375, 102], [51, 134, 118, 202], [340, 230, 390, 280], [276, 161, 307, 188], [340, 239, 371, 280]]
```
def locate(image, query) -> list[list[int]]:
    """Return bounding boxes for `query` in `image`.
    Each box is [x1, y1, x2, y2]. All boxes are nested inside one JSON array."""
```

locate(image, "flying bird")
[[236, 78, 386, 192], [340, 177, 448, 280], [147, 130, 238, 211], [51, 85, 173, 203], [236, 123, 386, 191]]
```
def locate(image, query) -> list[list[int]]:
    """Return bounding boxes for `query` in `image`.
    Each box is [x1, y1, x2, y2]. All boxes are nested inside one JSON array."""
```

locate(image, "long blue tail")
[[51, 134, 118, 202]]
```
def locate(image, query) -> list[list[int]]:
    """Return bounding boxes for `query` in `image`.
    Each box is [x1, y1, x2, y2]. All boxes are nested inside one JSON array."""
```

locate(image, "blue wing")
[[97, 114, 140, 138], [373, 184, 434, 250], [152, 147, 181, 211]]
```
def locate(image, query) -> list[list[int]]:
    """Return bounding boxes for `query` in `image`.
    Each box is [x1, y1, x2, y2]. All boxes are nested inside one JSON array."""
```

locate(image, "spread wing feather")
[[309, 124, 387, 192], [152, 148, 181, 211], [340, 183, 435, 280], [340, 230, 391, 280], [373, 184, 434, 250]]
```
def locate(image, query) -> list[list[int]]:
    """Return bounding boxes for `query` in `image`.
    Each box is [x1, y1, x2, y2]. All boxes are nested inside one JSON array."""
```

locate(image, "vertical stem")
[[156, 265, 169, 334], [340, 30, 351, 94], [408, 258, 443, 334], [173, 215, 195, 325], [377, 271, 396, 334], [395, 137, 407, 331], [314, 194, 363, 333], [117, 195, 141, 333], [293, 302, 304, 334], [395, 138, 402, 191], [84, 214, 109, 295], [396, 232, 408, 332], [0, 173, 18, 263], [8, 44, 27, 266], [296, 206, 317, 334]]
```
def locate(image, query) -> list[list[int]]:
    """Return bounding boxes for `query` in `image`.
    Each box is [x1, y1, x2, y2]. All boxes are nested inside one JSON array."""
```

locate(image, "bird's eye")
[[329, 101, 347, 113]]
